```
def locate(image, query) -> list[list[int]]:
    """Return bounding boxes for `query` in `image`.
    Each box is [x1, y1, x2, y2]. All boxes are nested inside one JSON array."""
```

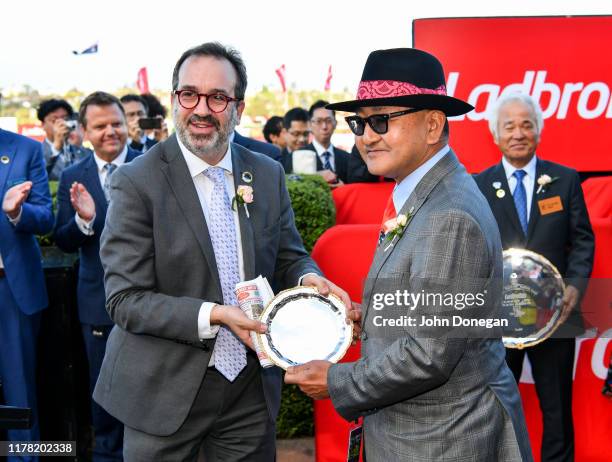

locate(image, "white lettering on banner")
[[519, 330, 611, 383], [578, 83, 610, 119], [592, 329, 612, 380], [446, 71, 612, 121]]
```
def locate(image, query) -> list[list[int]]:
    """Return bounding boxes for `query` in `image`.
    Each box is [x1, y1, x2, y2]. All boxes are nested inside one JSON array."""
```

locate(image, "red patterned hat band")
[[357, 80, 447, 100]]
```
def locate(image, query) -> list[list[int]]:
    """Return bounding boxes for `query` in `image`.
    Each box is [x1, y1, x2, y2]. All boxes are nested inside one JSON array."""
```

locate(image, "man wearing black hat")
[[286, 48, 532, 461]]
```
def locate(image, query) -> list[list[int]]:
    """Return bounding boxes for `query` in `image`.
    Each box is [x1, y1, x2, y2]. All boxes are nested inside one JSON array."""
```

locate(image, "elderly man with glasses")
[[92, 41, 349, 461], [286, 48, 533, 461]]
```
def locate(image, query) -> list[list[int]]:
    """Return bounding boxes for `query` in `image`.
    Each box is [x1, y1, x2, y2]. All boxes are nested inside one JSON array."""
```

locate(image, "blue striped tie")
[[322, 151, 333, 171], [513, 169, 528, 235]]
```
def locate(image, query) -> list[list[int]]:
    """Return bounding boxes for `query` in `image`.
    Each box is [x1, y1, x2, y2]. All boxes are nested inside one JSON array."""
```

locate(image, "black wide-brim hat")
[[327, 48, 473, 116]]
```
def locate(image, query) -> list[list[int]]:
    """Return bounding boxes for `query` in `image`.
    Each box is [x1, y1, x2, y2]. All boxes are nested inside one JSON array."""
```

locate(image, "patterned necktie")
[[202, 166, 246, 381], [103, 163, 117, 202], [322, 151, 333, 171], [513, 169, 528, 235]]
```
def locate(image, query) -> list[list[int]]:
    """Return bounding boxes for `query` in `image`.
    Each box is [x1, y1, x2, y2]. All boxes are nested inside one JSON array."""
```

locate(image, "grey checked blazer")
[[93, 135, 320, 436], [328, 151, 533, 461]]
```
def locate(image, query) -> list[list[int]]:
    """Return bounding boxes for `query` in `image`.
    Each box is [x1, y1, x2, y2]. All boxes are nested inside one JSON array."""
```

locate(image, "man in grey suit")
[[94, 42, 349, 461], [286, 48, 533, 461]]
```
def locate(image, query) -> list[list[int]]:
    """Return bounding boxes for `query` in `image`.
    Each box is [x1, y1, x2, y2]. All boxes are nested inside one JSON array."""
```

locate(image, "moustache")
[[188, 115, 220, 129]]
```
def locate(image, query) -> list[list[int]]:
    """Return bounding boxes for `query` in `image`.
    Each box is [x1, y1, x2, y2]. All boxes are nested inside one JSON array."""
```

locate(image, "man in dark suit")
[[475, 92, 594, 462], [120, 94, 158, 153], [54, 92, 141, 461], [93, 42, 349, 461], [37, 99, 91, 180], [0, 128, 54, 456], [304, 100, 349, 184], [232, 129, 281, 161], [279, 107, 310, 173], [305, 100, 381, 184]]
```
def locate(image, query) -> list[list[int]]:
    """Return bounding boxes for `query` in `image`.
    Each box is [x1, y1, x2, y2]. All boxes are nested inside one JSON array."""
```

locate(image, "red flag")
[[275, 65, 286, 93], [136, 67, 150, 94], [324, 65, 333, 91]]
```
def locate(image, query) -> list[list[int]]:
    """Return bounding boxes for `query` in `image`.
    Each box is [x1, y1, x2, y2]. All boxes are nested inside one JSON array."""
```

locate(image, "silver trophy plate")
[[257, 287, 353, 370], [502, 248, 565, 349]]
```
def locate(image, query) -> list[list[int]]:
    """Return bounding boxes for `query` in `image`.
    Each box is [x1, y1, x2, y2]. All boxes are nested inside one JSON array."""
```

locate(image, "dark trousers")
[[123, 353, 275, 462], [0, 278, 41, 462], [506, 338, 575, 462], [81, 324, 124, 462]]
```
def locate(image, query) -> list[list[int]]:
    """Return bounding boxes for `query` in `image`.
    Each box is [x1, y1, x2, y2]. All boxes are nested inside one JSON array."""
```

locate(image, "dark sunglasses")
[[345, 108, 423, 136]]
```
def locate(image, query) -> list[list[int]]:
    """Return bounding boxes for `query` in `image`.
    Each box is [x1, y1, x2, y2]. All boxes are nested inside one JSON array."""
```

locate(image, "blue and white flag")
[[72, 43, 98, 55]]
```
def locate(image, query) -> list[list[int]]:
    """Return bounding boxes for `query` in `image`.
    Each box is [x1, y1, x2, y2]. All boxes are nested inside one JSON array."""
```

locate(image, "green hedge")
[[38, 180, 58, 247], [286, 174, 335, 252], [276, 174, 335, 438]]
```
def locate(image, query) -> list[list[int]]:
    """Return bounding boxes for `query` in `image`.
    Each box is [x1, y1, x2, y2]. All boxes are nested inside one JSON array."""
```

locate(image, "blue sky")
[[2, 0, 609, 96]]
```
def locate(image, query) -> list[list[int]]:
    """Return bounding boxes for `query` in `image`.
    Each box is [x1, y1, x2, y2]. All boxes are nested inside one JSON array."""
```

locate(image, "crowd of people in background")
[[32, 92, 382, 187], [0, 78, 384, 461], [0, 39, 608, 462]]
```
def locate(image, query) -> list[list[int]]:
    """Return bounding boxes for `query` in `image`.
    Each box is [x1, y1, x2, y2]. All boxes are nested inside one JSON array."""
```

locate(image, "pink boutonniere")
[[233, 185, 254, 218]]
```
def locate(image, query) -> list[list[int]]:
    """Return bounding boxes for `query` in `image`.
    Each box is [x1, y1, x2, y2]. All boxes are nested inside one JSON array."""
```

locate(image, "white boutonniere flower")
[[233, 185, 254, 217], [536, 174, 559, 194], [382, 208, 414, 251]]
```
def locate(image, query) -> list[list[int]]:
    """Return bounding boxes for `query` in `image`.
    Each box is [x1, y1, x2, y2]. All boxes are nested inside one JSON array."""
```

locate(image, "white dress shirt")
[[392, 145, 450, 212], [311, 139, 336, 171], [177, 137, 248, 365], [502, 154, 537, 221], [75, 146, 128, 235]]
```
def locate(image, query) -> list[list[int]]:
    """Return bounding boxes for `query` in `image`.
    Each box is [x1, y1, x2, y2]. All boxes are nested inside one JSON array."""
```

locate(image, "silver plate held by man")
[[501, 248, 565, 349], [256, 286, 353, 370]]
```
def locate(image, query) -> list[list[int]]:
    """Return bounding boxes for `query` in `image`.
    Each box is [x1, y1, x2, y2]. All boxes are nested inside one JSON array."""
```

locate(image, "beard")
[[174, 106, 238, 161]]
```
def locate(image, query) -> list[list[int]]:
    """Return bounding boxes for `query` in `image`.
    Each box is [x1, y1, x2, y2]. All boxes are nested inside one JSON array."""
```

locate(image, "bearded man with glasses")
[[286, 48, 533, 461], [93, 41, 349, 461]]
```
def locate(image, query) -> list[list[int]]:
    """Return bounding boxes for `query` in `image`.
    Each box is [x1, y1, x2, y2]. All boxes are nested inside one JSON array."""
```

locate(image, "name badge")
[[538, 195, 563, 215], [347, 419, 363, 462]]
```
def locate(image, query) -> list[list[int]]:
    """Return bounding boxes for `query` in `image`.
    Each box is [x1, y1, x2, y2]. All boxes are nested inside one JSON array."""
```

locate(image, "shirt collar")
[[177, 136, 233, 179], [311, 139, 334, 157], [93, 145, 128, 173], [502, 154, 537, 181], [392, 144, 450, 212], [229, 131, 236, 143]]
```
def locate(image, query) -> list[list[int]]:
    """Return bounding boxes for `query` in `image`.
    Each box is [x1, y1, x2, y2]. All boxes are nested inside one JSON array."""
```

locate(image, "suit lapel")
[[231, 144, 256, 281], [526, 158, 543, 243], [160, 135, 222, 292], [83, 155, 107, 214], [0, 131, 16, 193], [492, 162, 525, 238], [362, 151, 461, 323]]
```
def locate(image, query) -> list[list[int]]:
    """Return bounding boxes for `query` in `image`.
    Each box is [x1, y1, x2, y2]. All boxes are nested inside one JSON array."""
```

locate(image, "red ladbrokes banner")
[[413, 16, 612, 174]]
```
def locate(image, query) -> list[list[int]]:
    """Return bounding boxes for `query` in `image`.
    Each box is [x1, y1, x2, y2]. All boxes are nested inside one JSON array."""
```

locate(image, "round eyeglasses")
[[345, 108, 423, 136], [174, 90, 242, 113]]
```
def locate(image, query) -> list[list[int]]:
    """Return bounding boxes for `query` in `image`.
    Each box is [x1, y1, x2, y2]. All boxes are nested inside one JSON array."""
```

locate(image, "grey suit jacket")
[[93, 135, 320, 436], [328, 151, 532, 461]]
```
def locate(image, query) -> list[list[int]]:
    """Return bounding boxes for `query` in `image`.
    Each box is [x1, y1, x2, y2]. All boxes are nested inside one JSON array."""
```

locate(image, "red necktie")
[[381, 194, 397, 230]]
